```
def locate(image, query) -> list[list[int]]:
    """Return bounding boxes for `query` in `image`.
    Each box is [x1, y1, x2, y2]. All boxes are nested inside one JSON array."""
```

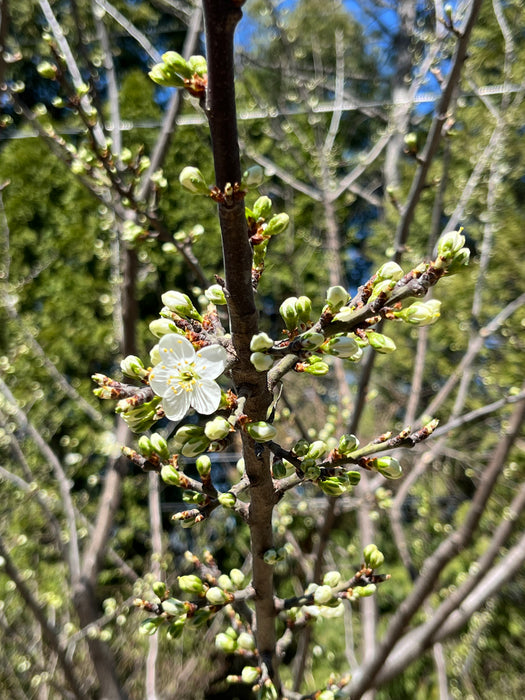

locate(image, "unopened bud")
[[250, 352, 274, 372], [181, 435, 210, 458], [206, 586, 229, 606], [372, 456, 403, 479], [187, 54, 208, 77], [204, 284, 227, 305], [178, 575, 205, 595], [246, 421, 277, 443], [250, 332, 274, 352], [323, 334, 361, 360], [366, 331, 396, 354], [279, 297, 299, 330], [161, 290, 197, 318], [139, 618, 162, 635], [272, 460, 287, 478], [37, 61, 57, 80], [230, 568, 245, 588], [338, 434, 359, 454], [323, 571, 342, 588], [166, 618, 185, 639], [179, 166, 210, 195], [242, 165, 264, 187], [204, 416, 231, 441], [265, 213, 289, 236], [120, 354, 148, 380], [325, 285, 350, 310], [293, 439, 309, 457], [298, 331, 325, 349], [303, 359, 330, 375], [196, 455, 212, 477], [295, 296, 312, 323], [161, 597, 185, 616], [375, 261, 404, 282], [215, 632, 237, 653], [148, 63, 185, 87], [313, 585, 334, 605], [218, 492, 236, 509], [237, 632, 256, 651], [160, 463, 181, 486], [446, 247, 470, 274], [307, 440, 328, 460], [241, 666, 261, 685], [253, 195, 272, 219], [359, 583, 377, 597], [150, 433, 170, 460], [396, 300, 441, 326], [149, 318, 177, 338], [152, 581, 167, 599]]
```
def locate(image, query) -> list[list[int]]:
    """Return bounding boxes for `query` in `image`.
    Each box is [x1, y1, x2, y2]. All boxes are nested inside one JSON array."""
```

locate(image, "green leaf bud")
[[395, 300, 441, 326], [250, 332, 274, 352], [265, 212, 290, 236], [178, 575, 205, 595], [272, 460, 287, 479], [437, 229, 465, 258], [161, 290, 197, 318], [445, 3, 453, 19], [215, 632, 237, 653], [230, 568, 246, 588], [148, 63, 185, 87], [122, 220, 146, 242], [204, 284, 227, 305], [323, 570, 342, 588], [206, 586, 229, 606], [242, 165, 264, 187], [369, 279, 396, 301], [295, 295, 312, 323], [365, 331, 396, 354], [293, 439, 309, 457], [196, 455, 212, 477], [250, 352, 274, 372], [404, 132, 418, 152], [253, 195, 272, 219], [303, 359, 330, 375], [152, 580, 167, 599], [149, 433, 170, 460], [346, 470, 361, 485], [307, 440, 328, 460], [181, 435, 210, 458], [179, 166, 210, 195], [237, 632, 256, 651], [246, 421, 277, 443], [139, 617, 163, 635], [149, 317, 178, 339], [37, 61, 57, 80], [372, 456, 403, 479], [313, 585, 334, 606], [120, 354, 148, 380], [204, 416, 231, 441], [218, 492, 236, 509], [446, 247, 470, 274], [279, 297, 299, 330], [338, 433, 359, 454], [323, 334, 361, 359], [160, 463, 181, 486], [166, 618, 185, 639], [162, 51, 193, 78], [298, 331, 325, 350], [241, 666, 261, 685], [187, 54, 208, 77], [161, 597, 186, 616], [325, 285, 350, 310]]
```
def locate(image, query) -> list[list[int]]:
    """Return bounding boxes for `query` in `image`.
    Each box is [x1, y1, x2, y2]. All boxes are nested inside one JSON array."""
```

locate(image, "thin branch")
[[93, 0, 162, 63]]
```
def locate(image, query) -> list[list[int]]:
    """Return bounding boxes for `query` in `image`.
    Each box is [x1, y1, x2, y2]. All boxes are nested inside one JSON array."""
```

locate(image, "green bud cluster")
[[204, 284, 227, 305], [174, 424, 211, 458], [435, 230, 470, 273], [363, 544, 385, 569], [149, 52, 207, 88], [117, 397, 161, 433], [318, 471, 360, 496], [138, 433, 170, 461], [161, 463, 182, 486], [302, 356, 330, 375], [178, 574, 205, 595], [279, 294, 312, 330]]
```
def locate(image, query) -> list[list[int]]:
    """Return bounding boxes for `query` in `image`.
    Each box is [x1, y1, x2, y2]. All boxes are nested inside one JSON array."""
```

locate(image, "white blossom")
[[149, 334, 227, 421]]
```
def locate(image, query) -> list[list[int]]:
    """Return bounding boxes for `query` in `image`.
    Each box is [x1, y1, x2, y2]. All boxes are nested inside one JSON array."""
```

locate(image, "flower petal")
[[162, 385, 192, 421], [149, 364, 175, 397], [194, 345, 227, 380], [158, 334, 195, 362], [191, 379, 222, 415]]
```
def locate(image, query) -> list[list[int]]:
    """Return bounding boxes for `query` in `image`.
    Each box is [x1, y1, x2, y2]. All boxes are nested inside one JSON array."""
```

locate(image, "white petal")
[[162, 386, 192, 421], [158, 334, 195, 362], [149, 364, 175, 397], [194, 345, 227, 380], [191, 379, 222, 415]]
